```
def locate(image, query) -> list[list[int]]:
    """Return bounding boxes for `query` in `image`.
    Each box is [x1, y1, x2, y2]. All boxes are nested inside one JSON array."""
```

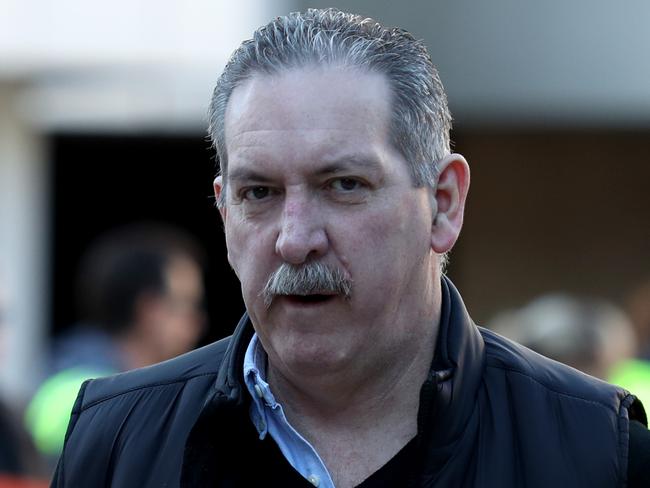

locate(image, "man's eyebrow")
[[226, 156, 384, 182], [316, 156, 383, 174], [227, 168, 273, 183]]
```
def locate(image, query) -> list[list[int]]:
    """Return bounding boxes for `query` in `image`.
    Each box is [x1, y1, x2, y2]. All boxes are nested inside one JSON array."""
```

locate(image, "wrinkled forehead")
[[221, 67, 400, 184], [224, 66, 393, 141]]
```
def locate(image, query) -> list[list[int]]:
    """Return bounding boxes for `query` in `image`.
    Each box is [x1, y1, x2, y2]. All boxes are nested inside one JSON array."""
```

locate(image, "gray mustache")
[[261, 261, 353, 307]]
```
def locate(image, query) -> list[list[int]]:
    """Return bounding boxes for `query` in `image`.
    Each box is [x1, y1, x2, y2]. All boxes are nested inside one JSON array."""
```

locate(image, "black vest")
[[184, 278, 646, 487], [54, 278, 646, 487]]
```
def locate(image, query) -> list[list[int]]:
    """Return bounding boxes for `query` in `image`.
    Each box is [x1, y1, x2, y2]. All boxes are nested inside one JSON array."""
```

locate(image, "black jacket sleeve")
[[50, 380, 90, 488]]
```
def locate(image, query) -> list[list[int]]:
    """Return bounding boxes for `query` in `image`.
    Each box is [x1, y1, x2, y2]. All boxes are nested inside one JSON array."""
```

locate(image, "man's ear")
[[430, 153, 470, 253], [213, 176, 227, 221]]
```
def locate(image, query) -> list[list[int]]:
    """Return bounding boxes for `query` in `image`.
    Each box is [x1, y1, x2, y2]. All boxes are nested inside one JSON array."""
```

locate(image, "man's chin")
[[273, 345, 353, 379], [263, 324, 354, 368]]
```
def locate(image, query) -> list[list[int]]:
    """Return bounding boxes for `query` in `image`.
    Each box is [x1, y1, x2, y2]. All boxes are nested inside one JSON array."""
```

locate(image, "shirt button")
[[307, 474, 320, 487], [254, 384, 264, 399]]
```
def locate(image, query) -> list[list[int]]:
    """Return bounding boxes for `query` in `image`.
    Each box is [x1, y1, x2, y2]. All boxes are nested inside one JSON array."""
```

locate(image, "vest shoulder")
[[79, 336, 232, 410], [479, 326, 628, 408]]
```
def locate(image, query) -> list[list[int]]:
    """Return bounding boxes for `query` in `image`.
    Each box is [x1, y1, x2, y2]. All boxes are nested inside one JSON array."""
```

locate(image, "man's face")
[[217, 67, 439, 379]]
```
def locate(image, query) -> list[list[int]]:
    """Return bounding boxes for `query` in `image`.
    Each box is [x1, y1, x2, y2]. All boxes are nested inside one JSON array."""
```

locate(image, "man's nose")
[[275, 196, 328, 264]]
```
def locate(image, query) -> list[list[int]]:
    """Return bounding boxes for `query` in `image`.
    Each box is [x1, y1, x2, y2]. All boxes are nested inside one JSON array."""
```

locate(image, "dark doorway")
[[50, 134, 244, 345]]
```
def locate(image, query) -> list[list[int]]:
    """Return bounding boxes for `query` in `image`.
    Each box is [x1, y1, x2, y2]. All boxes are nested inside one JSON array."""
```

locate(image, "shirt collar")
[[243, 333, 335, 487], [243, 333, 280, 438]]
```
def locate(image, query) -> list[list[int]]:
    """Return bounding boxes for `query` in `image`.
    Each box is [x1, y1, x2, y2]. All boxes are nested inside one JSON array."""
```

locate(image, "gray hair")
[[208, 8, 452, 205]]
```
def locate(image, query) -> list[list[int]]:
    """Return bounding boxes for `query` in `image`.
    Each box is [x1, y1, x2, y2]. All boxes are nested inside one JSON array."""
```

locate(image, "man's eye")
[[243, 186, 271, 200], [330, 178, 362, 191]]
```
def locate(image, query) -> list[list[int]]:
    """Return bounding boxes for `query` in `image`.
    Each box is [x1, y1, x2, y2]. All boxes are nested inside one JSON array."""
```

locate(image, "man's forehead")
[[218, 66, 407, 187], [224, 67, 392, 134]]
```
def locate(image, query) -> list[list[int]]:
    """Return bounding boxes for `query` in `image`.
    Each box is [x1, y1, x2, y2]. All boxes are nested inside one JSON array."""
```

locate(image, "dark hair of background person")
[[74, 222, 206, 336]]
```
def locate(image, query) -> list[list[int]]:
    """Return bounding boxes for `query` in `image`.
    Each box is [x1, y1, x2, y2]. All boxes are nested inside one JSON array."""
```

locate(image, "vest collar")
[[413, 277, 486, 480]]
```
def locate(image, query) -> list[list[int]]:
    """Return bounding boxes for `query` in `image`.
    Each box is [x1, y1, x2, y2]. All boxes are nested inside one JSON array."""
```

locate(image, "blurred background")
[[1, 0, 650, 480]]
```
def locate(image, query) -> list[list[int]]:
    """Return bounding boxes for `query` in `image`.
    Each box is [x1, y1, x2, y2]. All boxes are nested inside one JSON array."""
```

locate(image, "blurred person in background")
[[490, 294, 650, 408], [488, 294, 637, 380], [609, 279, 650, 410], [25, 223, 206, 465], [0, 276, 48, 486], [625, 279, 650, 359]]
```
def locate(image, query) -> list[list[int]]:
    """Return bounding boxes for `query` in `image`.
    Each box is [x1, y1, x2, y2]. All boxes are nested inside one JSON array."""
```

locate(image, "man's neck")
[[266, 313, 437, 488]]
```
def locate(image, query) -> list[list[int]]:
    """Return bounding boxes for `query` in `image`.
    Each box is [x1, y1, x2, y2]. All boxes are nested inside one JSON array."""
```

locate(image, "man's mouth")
[[283, 294, 337, 305]]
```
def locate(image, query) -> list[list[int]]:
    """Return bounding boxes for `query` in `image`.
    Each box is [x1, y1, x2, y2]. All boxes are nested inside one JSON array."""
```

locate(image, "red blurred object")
[[0, 476, 48, 488]]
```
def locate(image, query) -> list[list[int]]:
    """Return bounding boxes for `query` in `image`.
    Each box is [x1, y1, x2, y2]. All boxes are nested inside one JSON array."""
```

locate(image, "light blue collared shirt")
[[243, 333, 335, 488]]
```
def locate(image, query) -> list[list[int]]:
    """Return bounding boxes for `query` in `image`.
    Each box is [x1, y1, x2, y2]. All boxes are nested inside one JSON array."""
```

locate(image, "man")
[[52, 9, 649, 487]]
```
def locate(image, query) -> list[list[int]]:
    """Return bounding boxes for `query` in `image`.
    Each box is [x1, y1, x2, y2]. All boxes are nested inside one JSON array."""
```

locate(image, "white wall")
[[1, 0, 292, 131], [0, 83, 48, 403], [298, 0, 650, 126], [5, 0, 648, 128]]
